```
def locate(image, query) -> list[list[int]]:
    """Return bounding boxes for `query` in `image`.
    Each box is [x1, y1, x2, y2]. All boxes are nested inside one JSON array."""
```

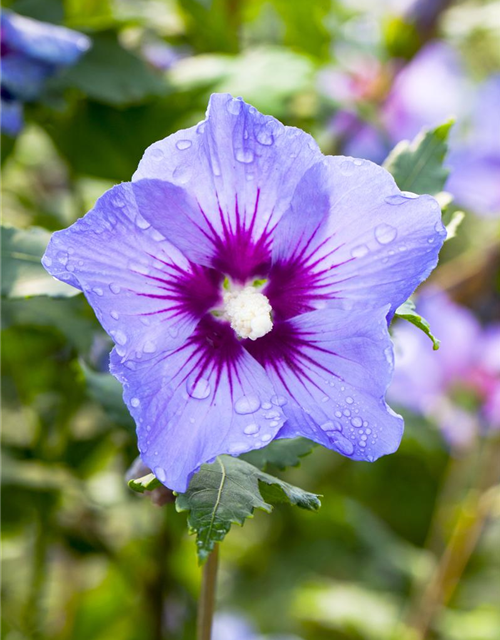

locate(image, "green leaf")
[[176, 455, 321, 562], [383, 120, 454, 196], [128, 473, 161, 494], [241, 437, 316, 471], [79, 361, 134, 430], [55, 31, 167, 106], [1, 225, 78, 298], [394, 299, 440, 350], [169, 46, 315, 116]]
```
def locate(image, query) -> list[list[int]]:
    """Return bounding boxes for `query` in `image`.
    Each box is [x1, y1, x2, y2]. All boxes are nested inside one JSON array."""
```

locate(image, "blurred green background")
[[1, 1, 500, 639]]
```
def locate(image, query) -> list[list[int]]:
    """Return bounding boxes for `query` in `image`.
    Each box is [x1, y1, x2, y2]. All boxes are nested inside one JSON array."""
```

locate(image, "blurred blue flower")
[[389, 289, 500, 449], [446, 75, 500, 217], [1, 10, 91, 136], [141, 41, 189, 71], [213, 611, 304, 640], [382, 41, 469, 143], [42, 94, 445, 491]]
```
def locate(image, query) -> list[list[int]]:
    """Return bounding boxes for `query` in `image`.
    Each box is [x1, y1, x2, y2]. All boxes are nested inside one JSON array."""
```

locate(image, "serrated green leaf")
[[1, 225, 79, 298], [79, 361, 134, 430], [241, 437, 316, 471], [128, 473, 161, 494], [383, 120, 454, 196], [176, 455, 320, 563], [395, 299, 440, 350]]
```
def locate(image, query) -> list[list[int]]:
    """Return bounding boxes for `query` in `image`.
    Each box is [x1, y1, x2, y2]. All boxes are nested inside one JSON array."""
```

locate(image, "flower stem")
[[197, 546, 220, 640]]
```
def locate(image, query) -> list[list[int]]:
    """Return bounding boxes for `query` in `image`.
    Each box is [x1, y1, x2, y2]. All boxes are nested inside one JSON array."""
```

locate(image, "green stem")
[[196, 546, 220, 640]]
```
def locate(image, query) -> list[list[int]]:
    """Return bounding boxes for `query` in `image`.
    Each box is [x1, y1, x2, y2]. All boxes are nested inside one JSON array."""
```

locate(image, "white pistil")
[[223, 286, 273, 340]]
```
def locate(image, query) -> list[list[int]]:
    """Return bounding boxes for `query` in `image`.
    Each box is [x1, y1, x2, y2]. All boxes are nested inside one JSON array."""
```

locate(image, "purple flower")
[[389, 289, 500, 449], [42, 94, 445, 491], [329, 110, 389, 164], [446, 75, 500, 216], [382, 41, 469, 143], [0, 11, 91, 136]]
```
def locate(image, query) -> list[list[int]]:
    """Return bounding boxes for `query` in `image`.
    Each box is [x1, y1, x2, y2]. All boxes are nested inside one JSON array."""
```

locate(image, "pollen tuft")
[[223, 287, 273, 340]]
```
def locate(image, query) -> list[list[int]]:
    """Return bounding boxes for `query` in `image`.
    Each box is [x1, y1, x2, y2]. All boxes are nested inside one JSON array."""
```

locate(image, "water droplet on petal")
[[271, 395, 287, 407], [234, 394, 260, 415], [110, 310, 119, 320], [265, 410, 281, 420], [176, 139, 192, 150], [351, 417, 363, 428], [262, 402, 272, 410], [93, 287, 104, 296], [57, 252, 68, 265], [187, 376, 211, 399], [329, 432, 354, 455], [136, 215, 151, 230], [351, 244, 369, 258], [345, 396, 354, 404], [335, 411, 342, 418], [244, 424, 260, 435], [375, 223, 397, 244], [151, 148, 163, 160], [112, 330, 127, 345], [131, 397, 140, 407], [42, 256, 52, 267], [155, 466, 166, 482], [340, 160, 355, 176], [385, 193, 415, 205], [235, 148, 254, 164], [227, 97, 242, 114], [261, 434, 272, 442], [196, 121, 206, 134], [110, 283, 121, 294], [343, 409, 351, 417], [321, 421, 342, 432], [143, 341, 156, 353]]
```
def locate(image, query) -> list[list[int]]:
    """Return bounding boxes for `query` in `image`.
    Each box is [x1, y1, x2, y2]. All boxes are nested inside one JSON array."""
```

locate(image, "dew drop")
[[176, 139, 192, 150], [42, 256, 52, 267], [196, 121, 206, 134], [261, 433, 272, 442], [234, 394, 260, 415], [136, 215, 151, 230], [262, 402, 272, 410], [244, 423, 260, 435], [143, 341, 156, 353], [235, 148, 254, 164], [329, 432, 354, 455], [320, 421, 342, 432], [93, 287, 104, 296], [228, 442, 247, 454], [351, 417, 363, 428], [155, 466, 166, 482], [57, 252, 68, 266], [375, 223, 397, 245], [110, 283, 121, 294], [343, 409, 351, 417], [271, 395, 287, 407], [265, 410, 280, 420], [227, 97, 242, 114], [385, 193, 414, 205], [187, 376, 211, 400], [345, 396, 354, 404], [131, 397, 140, 407], [335, 411, 342, 418], [351, 244, 369, 258], [359, 440, 367, 448], [340, 160, 355, 176], [110, 310, 119, 320], [113, 330, 127, 345]]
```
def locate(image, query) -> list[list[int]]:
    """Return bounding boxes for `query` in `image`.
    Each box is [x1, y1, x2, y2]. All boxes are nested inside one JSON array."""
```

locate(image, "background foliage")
[[2, 1, 500, 639]]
